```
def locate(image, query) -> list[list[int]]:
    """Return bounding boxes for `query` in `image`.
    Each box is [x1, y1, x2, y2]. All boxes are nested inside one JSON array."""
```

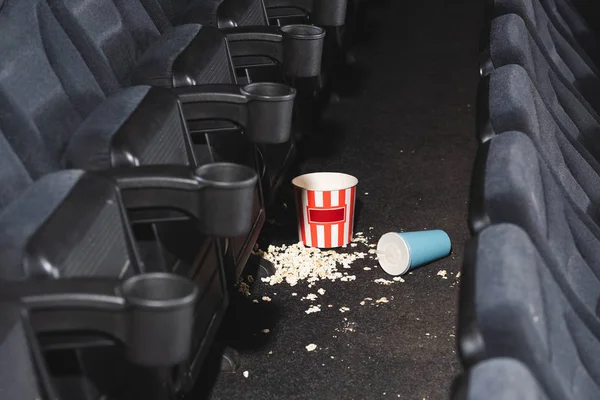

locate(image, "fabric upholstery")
[[487, 65, 600, 226], [48, 0, 235, 90], [472, 221, 600, 398], [464, 358, 547, 400], [0, 0, 192, 178], [493, 0, 600, 69], [0, 306, 43, 399], [477, 132, 600, 351], [489, 11, 600, 112]]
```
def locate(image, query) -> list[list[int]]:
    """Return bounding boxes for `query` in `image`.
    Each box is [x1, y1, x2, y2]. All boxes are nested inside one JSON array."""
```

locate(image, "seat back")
[[483, 65, 600, 225], [470, 132, 600, 337], [488, 11, 600, 110], [0, 0, 108, 179], [453, 358, 548, 400], [492, 0, 600, 74], [462, 221, 600, 398], [46, 0, 163, 90]]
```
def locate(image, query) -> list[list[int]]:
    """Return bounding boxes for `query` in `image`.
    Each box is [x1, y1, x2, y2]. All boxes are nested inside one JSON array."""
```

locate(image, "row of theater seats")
[[452, 0, 600, 399], [0, 0, 372, 398]]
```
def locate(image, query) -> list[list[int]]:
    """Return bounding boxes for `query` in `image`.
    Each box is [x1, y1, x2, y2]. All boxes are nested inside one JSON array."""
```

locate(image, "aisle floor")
[[208, 1, 482, 398]]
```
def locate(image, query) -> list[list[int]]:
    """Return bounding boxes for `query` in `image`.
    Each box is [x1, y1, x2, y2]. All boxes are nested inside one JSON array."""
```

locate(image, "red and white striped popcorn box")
[[292, 172, 358, 248]]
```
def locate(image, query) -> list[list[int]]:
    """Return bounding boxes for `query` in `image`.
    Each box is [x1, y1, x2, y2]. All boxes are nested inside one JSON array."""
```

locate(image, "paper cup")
[[292, 172, 358, 248], [377, 230, 451, 275]]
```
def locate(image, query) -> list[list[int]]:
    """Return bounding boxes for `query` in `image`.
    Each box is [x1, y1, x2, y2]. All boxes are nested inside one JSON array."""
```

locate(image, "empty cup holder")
[[241, 82, 296, 144], [121, 273, 198, 367], [281, 25, 326, 77], [195, 163, 258, 237]]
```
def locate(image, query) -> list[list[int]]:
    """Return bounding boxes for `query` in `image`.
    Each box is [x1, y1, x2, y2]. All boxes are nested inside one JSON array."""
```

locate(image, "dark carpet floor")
[[207, 1, 482, 398]]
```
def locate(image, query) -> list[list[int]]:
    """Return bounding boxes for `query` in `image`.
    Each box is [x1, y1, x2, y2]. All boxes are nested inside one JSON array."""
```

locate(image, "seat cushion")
[[65, 86, 192, 171]]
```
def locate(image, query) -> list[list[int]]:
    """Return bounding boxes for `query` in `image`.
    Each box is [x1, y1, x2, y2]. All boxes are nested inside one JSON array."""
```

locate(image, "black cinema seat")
[[452, 358, 547, 400]]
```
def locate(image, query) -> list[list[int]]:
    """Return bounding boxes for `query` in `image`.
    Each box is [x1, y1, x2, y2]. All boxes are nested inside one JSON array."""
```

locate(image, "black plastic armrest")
[[223, 26, 284, 63], [0, 273, 198, 367], [223, 25, 325, 78], [171, 83, 295, 144], [110, 163, 258, 237]]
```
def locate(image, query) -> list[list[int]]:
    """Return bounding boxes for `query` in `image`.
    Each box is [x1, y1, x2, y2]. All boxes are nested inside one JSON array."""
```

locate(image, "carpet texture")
[[206, 0, 482, 398]]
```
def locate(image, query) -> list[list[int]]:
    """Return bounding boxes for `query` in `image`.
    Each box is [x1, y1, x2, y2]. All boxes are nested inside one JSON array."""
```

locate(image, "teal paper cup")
[[377, 230, 451, 276]]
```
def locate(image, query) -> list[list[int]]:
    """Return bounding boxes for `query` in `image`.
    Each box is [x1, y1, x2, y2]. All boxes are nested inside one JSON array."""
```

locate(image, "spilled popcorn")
[[339, 306, 350, 313], [437, 270, 448, 279], [374, 278, 394, 285], [262, 296, 272, 302], [376, 297, 389, 303], [302, 293, 318, 301], [257, 241, 369, 286], [318, 288, 326, 295]]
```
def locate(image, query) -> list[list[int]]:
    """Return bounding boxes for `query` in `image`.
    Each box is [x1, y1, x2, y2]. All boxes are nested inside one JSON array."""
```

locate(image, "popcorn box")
[[292, 172, 358, 248]]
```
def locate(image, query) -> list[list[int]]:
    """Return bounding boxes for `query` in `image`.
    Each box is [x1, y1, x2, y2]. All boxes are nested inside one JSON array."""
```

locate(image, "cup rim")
[[196, 163, 257, 189], [280, 24, 326, 40], [292, 172, 358, 191], [121, 273, 198, 310], [241, 82, 296, 102]]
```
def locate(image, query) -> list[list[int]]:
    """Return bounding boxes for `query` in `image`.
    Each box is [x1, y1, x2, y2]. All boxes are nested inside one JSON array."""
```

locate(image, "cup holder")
[[121, 273, 198, 367], [195, 163, 258, 237], [280, 25, 326, 78], [241, 83, 296, 144]]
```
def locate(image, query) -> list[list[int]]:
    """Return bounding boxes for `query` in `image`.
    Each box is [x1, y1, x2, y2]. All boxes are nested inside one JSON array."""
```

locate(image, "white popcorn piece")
[[456, 271, 461, 279], [305, 344, 317, 352], [252, 299, 259, 303], [437, 270, 448, 279], [360, 301, 366, 306], [243, 371, 249, 378], [302, 293, 318, 301], [364, 297, 373, 301], [317, 288, 326, 295], [393, 276, 405, 282], [339, 306, 350, 313], [374, 278, 393, 285], [305, 305, 321, 314], [376, 297, 389, 303], [292, 292, 298, 296], [262, 329, 270, 334], [262, 296, 272, 302], [363, 267, 371, 271]]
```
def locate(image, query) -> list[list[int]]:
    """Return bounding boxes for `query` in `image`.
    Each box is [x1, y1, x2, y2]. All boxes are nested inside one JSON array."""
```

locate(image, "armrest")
[[223, 25, 325, 78], [110, 163, 258, 237], [172, 83, 295, 144], [223, 25, 283, 63], [263, 0, 348, 26], [0, 273, 198, 367]]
